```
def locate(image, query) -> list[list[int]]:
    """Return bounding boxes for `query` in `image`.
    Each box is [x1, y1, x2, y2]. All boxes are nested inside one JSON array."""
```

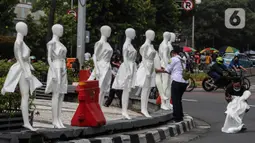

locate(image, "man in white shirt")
[[156, 49, 188, 122]]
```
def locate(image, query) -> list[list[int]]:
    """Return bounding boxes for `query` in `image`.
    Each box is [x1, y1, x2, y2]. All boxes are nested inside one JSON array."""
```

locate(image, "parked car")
[[238, 53, 253, 68], [223, 53, 253, 68], [247, 54, 255, 66]]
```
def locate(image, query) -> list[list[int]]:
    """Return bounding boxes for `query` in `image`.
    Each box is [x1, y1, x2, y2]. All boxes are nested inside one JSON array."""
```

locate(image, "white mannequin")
[[88, 25, 113, 107], [165, 32, 176, 109], [1, 22, 43, 131], [135, 30, 156, 118], [45, 24, 68, 128], [158, 32, 172, 110], [112, 28, 137, 119]]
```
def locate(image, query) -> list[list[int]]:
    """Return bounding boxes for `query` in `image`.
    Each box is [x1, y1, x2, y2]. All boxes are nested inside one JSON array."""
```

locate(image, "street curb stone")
[[63, 115, 195, 143]]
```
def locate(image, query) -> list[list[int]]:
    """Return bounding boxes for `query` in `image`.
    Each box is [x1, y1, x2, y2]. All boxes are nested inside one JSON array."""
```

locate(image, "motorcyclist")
[[208, 57, 230, 87], [229, 55, 247, 72]]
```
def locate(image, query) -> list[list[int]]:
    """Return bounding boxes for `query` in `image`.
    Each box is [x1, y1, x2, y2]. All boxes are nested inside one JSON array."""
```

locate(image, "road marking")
[[249, 105, 255, 108], [182, 99, 198, 102]]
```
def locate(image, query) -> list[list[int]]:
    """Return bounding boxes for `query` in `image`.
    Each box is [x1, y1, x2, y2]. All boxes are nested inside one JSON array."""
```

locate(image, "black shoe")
[[173, 119, 183, 123], [241, 126, 247, 132]]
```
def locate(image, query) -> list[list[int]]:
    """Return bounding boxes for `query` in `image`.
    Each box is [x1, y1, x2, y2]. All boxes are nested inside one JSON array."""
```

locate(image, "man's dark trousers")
[[104, 76, 122, 107], [171, 80, 187, 121]]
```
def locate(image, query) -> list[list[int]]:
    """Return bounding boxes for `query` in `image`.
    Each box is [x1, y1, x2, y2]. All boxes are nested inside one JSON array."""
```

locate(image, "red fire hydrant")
[[71, 81, 106, 127]]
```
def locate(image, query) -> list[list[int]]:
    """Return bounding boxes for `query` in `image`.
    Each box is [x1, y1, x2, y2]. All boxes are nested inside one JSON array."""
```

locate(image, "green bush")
[[32, 60, 49, 81], [0, 76, 21, 113], [67, 69, 79, 83], [83, 59, 94, 69], [0, 60, 14, 77]]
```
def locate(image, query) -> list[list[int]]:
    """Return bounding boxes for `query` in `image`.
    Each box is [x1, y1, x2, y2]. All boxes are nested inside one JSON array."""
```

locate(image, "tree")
[[24, 15, 48, 59], [86, 0, 157, 52], [184, 0, 255, 50], [27, 0, 78, 57], [46, 0, 56, 43], [0, 0, 18, 35], [151, 0, 181, 47]]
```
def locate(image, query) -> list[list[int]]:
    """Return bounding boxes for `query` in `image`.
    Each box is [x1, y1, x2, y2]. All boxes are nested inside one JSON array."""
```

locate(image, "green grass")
[[191, 73, 209, 81]]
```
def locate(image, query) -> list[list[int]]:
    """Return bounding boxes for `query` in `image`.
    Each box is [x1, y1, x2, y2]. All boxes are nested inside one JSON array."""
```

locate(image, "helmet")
[[216, 57, 224, 64]]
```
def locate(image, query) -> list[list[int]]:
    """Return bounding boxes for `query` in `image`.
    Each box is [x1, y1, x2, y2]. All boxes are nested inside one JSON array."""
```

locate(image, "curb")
[[61, 115, 195, 143]]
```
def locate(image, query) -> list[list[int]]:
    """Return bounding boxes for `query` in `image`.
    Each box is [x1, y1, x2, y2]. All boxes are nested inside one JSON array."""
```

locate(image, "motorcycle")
[[202, 70, 249, 92]]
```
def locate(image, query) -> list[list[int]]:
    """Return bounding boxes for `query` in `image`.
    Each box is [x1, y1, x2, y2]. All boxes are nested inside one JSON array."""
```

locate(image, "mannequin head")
[[52, 24, 64, 37], [170, 32, 176, 42], [125, 28, 136, 40], [145, 30, 155, 41], [163, 32, 171, 41], [16, 22, 28, 36], [100, 25, 111, 38]]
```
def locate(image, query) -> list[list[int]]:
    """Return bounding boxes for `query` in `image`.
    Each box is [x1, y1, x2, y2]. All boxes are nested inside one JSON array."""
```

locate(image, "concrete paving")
[[32, 99, 143, 129]]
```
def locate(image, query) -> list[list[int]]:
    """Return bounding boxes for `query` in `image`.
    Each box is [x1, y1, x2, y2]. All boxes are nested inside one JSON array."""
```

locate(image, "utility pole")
[[76, 0, 86, 68], [192, 15, 195, 48]]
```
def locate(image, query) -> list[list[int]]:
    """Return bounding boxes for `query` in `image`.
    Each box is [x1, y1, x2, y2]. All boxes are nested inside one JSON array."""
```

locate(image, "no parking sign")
[[182, 0, 194, 11]]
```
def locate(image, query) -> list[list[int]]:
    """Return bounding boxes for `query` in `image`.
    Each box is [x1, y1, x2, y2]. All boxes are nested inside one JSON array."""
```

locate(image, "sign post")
[[77, 0, 86, 68]]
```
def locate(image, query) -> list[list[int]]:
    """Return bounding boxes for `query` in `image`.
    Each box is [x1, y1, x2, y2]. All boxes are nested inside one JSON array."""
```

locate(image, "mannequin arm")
[[123, 45, 131, 74], [47, 42, 57, 79], [93, 42, 103, 75], [14, 41, 30, 78], [163, 46, 170, 67], [140, 44, 151, 75]]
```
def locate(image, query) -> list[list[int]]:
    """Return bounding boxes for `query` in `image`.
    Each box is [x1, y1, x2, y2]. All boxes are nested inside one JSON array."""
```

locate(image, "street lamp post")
[[76, 0, 86, 68], [192, 0, 201, 49]]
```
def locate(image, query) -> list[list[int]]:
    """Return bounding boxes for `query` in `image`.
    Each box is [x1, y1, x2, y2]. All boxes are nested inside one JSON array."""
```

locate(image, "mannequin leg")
[[135, 87, 142, 97], [58, 94, 65, 128], [122, 89, 131, 119], [165, 86, 173, 110], [141, 87, 152, 118], [88, 69, 96, 80], [52, 90, 61, 128], [19, 76, 36, 131], [156, 74, 168, 110], [164, 78, 173, 110], [99, 91, 108, 107]]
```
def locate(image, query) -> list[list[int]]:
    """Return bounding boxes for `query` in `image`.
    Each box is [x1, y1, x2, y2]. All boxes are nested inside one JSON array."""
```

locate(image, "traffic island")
[[0, 96, 195, 143]]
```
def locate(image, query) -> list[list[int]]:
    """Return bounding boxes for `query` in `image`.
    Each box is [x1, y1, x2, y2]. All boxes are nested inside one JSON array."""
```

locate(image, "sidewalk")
[[32, 99, 142, 129]]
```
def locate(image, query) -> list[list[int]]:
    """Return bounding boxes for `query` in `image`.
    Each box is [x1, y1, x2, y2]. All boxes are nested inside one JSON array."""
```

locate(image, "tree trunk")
[[46, 0, 56, 44]]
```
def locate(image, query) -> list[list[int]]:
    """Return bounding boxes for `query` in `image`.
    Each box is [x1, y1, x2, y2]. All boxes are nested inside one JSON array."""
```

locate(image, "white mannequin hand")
[[25, 73, 32, 80], [51, 68, 57, 81]]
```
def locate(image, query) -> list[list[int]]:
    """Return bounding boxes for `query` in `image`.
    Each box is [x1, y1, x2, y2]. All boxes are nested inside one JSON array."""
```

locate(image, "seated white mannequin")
[[158, 32, 172, 110], [112, 28, 137, 119], [222, 91, 251, 133], [88, 25, 113, 107], [135, 30, 156, 118], [1, 22, 43, 131], [45, 24, 68, 128]]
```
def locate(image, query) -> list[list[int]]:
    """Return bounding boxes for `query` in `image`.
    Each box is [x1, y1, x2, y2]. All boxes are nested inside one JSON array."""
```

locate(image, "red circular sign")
[[182, 0, 194, 11], [67, 10, 77, 19]]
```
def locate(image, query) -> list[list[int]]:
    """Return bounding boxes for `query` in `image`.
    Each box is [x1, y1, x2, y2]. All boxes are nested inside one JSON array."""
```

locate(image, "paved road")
[[181, 91, 255, 143]]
